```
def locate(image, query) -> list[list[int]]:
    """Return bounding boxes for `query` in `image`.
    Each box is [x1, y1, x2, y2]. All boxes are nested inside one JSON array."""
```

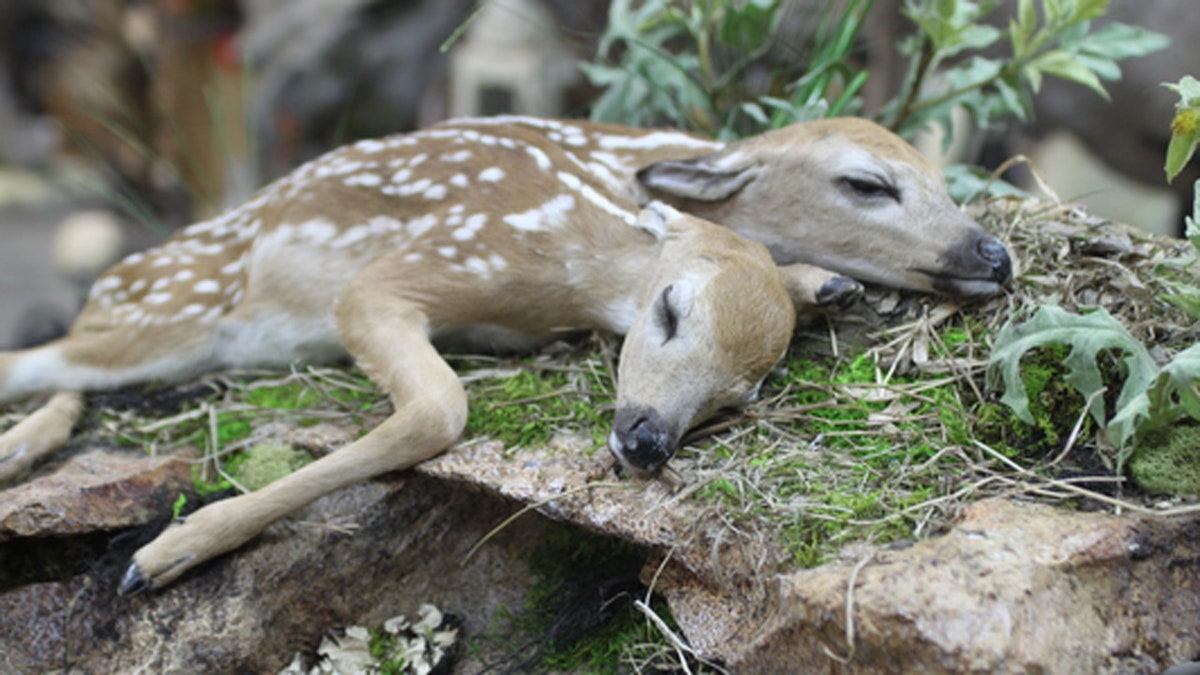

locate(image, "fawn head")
[[637, 117, 1012, 298], [608, 203, 795, 474]]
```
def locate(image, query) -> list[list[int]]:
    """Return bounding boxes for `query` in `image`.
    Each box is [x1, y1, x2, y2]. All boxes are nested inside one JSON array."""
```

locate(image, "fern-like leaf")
[[986, 305, 1158, 440]]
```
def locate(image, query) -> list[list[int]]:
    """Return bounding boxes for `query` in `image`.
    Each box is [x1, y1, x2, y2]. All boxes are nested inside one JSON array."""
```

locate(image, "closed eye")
[[839, 176, 900, 203], [656, 285, 678, 343]]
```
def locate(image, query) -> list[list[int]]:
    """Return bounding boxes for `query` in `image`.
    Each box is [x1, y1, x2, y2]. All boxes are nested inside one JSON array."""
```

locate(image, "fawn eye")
[[656, 285, 679, 343], [839, 176, 900, 203]]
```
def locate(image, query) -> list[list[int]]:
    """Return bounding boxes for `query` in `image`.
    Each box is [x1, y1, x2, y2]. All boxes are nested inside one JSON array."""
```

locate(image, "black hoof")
[[118, 562, 152, 597], [815, 276, 864, 308]]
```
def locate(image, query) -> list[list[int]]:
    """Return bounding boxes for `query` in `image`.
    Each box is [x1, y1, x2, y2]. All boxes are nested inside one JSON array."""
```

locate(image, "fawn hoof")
[[119, 531, 201, 595], [118, 563, 154, 596], [815, 276, 864, 309], [0, 445, 32, 485]]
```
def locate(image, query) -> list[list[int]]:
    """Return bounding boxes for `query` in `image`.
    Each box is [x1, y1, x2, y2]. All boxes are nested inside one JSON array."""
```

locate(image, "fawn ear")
[[637, 151, 761, 202]]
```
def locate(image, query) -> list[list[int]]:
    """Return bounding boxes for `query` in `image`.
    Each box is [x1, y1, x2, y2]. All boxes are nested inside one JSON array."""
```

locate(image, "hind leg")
[[0, 392, 84, 483], [120, 288, 468, 592], [0, 322, 222, 483]]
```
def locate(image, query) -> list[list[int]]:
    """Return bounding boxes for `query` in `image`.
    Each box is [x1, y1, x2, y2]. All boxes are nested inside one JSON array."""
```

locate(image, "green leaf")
[[1072, 53, 1120, 81], [1044, 0, 1065, 28], [1165, 128, 1200, 183], [1110, 344, 1200, 453], [943, 163, 1032, 204], [1165, 76, 1200, 106], [1031, 50, 1107, 97], [718, 0, 780, 53], [1023, 62, 1044, 93], [1163, 292, 1200, 321], [942, 23, 1002, 57], [1078, 22, 1170, 61], [739, 101, 770, 125], [1072, 0, 1110, 22], [1161, 345, 1200, 422], [994, 74, 1028, 119], [986, 305, 1157, 431], [1010, 0, 1036, 55]]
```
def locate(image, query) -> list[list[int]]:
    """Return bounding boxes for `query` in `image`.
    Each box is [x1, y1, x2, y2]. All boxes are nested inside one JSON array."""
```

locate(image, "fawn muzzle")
[[608, 405, 680, 475]]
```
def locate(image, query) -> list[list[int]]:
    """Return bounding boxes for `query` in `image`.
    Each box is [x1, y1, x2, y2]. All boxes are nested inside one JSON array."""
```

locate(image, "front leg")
[[780, 262, 863, 315], [121, 296, 467, 593]]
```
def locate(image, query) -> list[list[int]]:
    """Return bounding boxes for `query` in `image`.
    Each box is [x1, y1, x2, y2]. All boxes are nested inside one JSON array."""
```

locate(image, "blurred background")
[[0, 0, 1190, 349]]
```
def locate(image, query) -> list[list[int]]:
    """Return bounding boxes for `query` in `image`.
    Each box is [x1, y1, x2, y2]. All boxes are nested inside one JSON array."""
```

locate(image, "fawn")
[[0, 116, 1010, 592]]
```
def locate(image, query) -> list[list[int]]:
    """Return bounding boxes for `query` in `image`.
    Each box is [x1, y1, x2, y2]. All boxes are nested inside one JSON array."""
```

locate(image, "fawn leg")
[[0, 324, 222, 483], [121, 295, 467, 593], [0, 392, 85, 484], [779, 262, 864, 314]]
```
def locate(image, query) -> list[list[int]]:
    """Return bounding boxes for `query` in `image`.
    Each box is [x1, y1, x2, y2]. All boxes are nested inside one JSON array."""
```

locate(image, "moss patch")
[[460, 354, 613, 450], [1128, 426, 1200, 496]]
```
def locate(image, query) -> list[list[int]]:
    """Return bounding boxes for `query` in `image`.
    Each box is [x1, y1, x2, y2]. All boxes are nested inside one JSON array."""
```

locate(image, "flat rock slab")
[[420, 441, 1200, 673], [0, 450, 194, 541], [3, 442, 1200, 673]]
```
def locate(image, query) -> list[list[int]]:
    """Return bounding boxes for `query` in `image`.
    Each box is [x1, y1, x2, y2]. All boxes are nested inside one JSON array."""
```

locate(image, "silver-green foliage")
[[582, 0, 1168, 143], [582, 0, 873, 139], [885, 0, 1169, 139], [987, 305, 1200, 459]]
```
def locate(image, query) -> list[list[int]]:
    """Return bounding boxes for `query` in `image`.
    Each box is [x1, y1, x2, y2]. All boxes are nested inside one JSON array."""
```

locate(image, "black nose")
[[609, 407, 675, 474], [977, 236, 1012, 283]]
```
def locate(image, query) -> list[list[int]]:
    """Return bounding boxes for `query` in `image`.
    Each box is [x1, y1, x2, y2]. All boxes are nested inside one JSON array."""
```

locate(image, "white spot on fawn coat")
[[502, 194, 575, 232], [478, 167, 505, 183]]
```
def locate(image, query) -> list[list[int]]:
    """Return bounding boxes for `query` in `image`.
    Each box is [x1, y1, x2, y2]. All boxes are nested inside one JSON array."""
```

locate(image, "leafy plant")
[[1165, 75, 1200, 183], [1156, 76, 1200, 318], [885, 0, 1169, 138], [583, 0, 873, 138], [986, 305, 1200, 459], [582, 0, 1167, 145]]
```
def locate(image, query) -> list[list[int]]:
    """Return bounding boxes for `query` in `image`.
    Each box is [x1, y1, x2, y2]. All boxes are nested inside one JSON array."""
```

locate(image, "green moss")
[[243, 382, 321, 409], [242, 375, 380, 410], [235, 442, 312, 490], [216, 413, 252, 445], [192, 441, 311, 494], [935, 388, 972, 446], [1128, 425, 1200, 496], [464, 368, 610, 449], [705, 342, 1004, 568], [781, 486, 931, 568]]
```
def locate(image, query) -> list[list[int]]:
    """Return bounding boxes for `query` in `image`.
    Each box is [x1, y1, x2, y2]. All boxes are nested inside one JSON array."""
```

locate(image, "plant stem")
[[888, 35, 935, 133]]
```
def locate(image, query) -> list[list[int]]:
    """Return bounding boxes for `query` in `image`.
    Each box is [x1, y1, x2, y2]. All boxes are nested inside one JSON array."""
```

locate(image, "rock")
[[654, 499, 1200, 673], [421, 442, 1200, 673], [0, 470, 559, 673], [0, 450, 194, 541], [4, 439, 1200, 673]]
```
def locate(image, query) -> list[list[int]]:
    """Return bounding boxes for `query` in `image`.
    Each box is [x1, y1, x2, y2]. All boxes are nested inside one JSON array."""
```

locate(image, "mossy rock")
[[1128, 426, 1200, 496]]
